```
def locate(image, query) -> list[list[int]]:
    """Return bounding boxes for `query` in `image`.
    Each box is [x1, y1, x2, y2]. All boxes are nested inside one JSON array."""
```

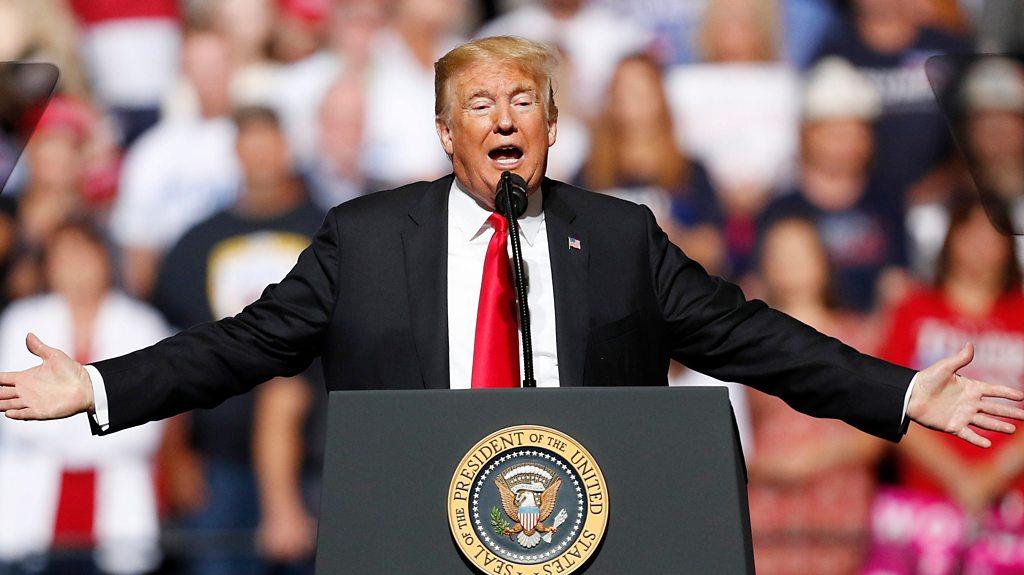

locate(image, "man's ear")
[[436, 116, 454, 157], [547, 117, 557, 148]]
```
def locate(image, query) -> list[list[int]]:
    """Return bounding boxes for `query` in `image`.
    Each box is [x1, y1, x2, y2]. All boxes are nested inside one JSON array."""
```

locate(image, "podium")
[[314, 386, 754, 574]]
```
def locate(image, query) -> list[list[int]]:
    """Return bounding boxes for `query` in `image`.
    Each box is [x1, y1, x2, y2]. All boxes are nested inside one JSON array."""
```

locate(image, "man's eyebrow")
[[463, 85, 537, 102], [510, 85, 538, 97], [465, 89, 494, 101]]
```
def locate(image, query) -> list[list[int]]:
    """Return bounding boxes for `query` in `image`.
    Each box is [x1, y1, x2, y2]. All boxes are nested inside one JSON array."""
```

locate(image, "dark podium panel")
[[315, 386, 754, 574]]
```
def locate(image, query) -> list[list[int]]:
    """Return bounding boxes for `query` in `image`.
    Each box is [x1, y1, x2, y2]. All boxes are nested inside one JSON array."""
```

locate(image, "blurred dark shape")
[[926, 53, 1024, 236], [0, 62, 58, 194]]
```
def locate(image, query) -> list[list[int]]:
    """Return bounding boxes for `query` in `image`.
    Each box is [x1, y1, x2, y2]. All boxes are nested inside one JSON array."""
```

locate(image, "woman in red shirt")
[[863, 196, 1024, 574], [884, 196, 1024, 515]]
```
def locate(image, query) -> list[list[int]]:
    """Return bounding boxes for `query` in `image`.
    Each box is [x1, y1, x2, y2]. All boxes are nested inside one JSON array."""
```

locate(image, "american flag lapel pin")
[[568, 236, 581, 250]]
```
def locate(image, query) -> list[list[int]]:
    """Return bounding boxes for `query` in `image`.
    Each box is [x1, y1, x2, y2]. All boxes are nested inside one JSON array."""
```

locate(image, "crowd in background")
[[0, 0, 1022, 574]]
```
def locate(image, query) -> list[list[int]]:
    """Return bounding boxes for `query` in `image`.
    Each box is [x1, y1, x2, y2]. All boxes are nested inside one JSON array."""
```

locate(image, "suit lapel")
[[543, 179, 589, 387], [402, 175, 453, 389]]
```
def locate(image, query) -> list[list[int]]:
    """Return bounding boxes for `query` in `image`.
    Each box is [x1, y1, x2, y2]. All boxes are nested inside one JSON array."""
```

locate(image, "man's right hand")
[[0, 333, 94, 421]]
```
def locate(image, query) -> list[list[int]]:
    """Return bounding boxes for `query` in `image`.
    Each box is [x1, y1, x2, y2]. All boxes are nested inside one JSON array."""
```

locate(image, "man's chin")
[[487, 165, 537, 188]]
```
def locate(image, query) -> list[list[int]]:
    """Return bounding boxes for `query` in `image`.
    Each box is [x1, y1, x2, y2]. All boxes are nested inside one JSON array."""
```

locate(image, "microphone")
[[495, 171, 528, 219], [495, 171, 536, 388]]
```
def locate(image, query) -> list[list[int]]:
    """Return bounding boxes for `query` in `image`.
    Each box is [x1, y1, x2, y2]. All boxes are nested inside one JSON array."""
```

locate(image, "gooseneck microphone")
[[495, 171, 536, 388]]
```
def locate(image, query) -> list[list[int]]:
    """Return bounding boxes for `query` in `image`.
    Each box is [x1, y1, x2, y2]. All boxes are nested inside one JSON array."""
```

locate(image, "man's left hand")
[[908, 343, 1024, 447]]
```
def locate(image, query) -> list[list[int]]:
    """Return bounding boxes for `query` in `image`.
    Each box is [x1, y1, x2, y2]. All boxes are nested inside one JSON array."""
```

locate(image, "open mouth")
[[488, 145, 524, 169]]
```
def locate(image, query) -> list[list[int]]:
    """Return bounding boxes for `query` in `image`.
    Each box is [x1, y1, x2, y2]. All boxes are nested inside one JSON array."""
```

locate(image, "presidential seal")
[[448, 426, 608, 575]]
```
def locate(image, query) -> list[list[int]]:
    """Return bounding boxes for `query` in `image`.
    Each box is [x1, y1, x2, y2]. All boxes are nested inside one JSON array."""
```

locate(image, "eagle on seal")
[[496, 474, 562, 548]]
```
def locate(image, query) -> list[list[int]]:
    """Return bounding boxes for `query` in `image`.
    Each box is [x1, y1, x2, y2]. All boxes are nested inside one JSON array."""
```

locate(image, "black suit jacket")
[[92, 174, 915, 440]]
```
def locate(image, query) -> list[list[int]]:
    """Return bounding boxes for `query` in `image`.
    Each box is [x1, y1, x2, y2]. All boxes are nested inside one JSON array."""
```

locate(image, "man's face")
[[436, 62, 557, 208], [236, 120, 291, 188]]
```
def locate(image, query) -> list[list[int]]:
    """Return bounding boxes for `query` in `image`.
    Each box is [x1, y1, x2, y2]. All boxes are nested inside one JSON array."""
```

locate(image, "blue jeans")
[[184, 459, 261, 575], [183, 459, 317, 575]]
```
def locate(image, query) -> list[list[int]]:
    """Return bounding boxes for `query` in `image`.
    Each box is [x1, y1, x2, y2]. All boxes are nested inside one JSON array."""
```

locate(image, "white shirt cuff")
[[901, 372, 919, 429], [85, 364, 110, 431]]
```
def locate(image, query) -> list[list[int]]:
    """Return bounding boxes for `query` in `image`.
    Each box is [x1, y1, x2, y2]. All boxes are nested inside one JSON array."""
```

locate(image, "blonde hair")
[[434, 36, 559, 124], [584, 54, 689, 191]]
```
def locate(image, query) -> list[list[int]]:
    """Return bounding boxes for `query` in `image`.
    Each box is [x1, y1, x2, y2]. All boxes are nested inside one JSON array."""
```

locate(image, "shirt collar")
[[448, 177, 545, 246]]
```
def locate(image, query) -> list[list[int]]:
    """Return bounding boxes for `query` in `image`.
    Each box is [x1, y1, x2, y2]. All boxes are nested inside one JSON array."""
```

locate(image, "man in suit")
[[1, 36, 1023, 449]]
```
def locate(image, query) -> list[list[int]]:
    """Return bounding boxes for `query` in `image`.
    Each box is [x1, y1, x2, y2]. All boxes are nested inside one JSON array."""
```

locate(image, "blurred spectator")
[[579, 54, 726, 274], [478, 0, 652, 117], [811, 0, 970, 232], [761, 57, 906, 312], [151, 107, 324, 575], [109, 26, 241, 299], [868, 196, 1024, 571], [271, 0, 385, 172], [0, 221, 169, 575], [746, 216, 884, 575], [263, 0, 338, 170], [0, 0, 90, 99], [6, 97, 101, 302], [361, 0, 465, 188], [961, 57, 1024, 212], [306, 76, 372, 209], [665, 0, 800, 275], [69, 0, 181, 147], [324, 0, 384, 74], [962, 56, 1024, 276]]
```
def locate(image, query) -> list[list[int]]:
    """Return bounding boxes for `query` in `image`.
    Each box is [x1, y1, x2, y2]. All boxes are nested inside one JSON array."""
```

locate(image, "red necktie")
[[471, 212, 520, 388]]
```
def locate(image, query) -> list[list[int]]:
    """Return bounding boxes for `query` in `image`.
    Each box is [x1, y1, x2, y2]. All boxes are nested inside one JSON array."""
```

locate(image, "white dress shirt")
[[88, 178, 918, 431], [447, 179, 559, 390]]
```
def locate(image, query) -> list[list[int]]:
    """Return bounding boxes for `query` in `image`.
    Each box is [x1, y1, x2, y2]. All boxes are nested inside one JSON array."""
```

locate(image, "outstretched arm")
[[1, 208, 341, 433], [643, 206, 1024, 443]]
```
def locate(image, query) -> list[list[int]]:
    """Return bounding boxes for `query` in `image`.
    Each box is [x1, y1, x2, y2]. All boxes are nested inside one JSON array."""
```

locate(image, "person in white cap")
[[760, 56, 906, 312], [961, 57, 1024, 208], [960, 56, 1024, 272]]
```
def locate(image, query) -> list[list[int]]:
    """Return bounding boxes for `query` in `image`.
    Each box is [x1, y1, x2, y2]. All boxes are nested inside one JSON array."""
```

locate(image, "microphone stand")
[[498, 172, 536, 388]]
